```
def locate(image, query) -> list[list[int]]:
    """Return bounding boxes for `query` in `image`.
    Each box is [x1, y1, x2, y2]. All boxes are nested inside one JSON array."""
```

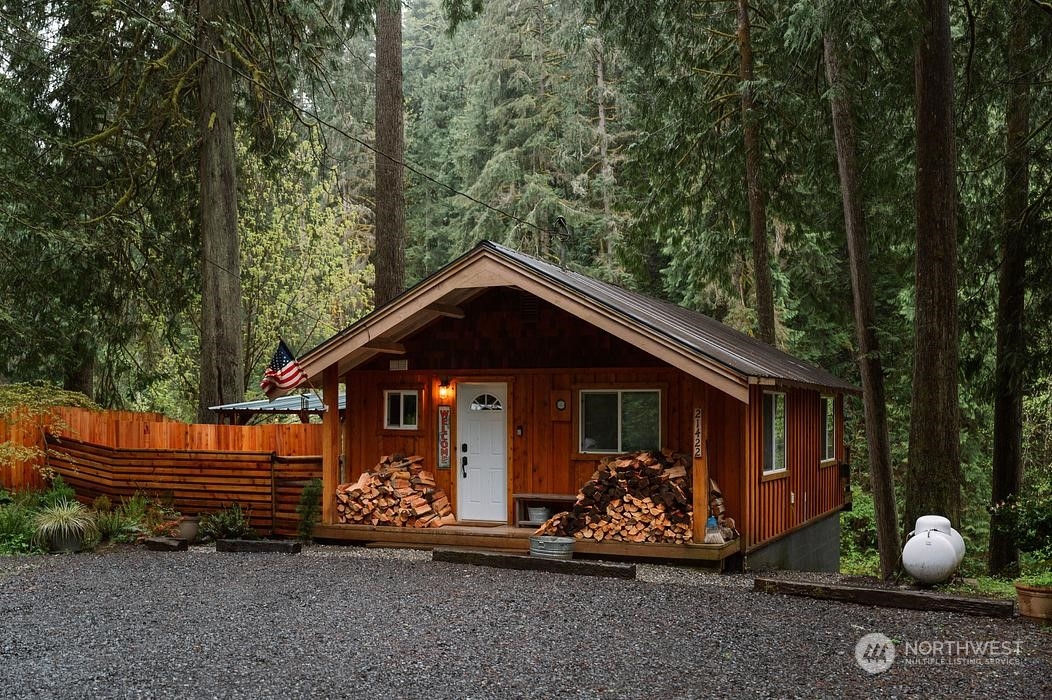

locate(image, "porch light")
[[438, 378, 452, 401]]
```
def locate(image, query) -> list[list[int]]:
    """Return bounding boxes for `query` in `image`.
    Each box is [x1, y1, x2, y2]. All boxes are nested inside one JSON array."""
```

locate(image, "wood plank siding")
[[333, 287, 846, 546], [741, 385, 846, 550]]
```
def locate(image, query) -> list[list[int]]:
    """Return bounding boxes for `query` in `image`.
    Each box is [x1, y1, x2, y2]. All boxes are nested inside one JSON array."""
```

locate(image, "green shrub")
[[296, 478, 323, 542], [200, 502, 255, 542], [840, 491, 878, 559], [92, 494, 113, 513], [95, 509, 140, 543], [988, 492, 1052, 567], [38, 475, 77, 509], [32, 499, 97, 552], [0, 504, 41, 555]]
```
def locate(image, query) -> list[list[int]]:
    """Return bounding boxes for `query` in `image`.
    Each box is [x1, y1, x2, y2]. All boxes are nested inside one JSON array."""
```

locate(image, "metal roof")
[[297, 240, 858, 396], [488, 242, 857, 392], [209, 392, 344, 414]]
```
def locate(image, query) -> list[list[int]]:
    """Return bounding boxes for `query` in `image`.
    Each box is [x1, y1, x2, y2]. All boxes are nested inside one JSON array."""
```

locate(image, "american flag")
[[260, 339, 306, 400]]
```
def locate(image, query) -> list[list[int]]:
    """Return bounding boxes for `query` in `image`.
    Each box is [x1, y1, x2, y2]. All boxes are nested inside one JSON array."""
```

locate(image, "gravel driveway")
[[1, 545, 1048, 699]]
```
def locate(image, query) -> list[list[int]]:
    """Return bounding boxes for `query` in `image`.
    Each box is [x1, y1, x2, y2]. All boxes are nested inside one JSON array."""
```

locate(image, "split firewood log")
[[534, 450, 694, 544], [335, 454, 454, 528]]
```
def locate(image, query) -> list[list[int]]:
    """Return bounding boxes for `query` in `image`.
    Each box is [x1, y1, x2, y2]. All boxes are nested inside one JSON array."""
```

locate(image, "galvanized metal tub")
[[529, 535, 575, 560], [527, 506, 551, 523]]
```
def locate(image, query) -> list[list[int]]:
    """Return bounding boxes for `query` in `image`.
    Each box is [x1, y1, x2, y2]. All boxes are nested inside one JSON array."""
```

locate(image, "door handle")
[[461, 455, 468, 478]]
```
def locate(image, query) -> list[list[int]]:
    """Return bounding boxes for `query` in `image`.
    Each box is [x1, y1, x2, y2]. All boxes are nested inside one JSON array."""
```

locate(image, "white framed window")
[[820, 395, 836, 462], [579, 389, 660, 454], [384, 390, 419, 430], [763, 391, 787, 473]]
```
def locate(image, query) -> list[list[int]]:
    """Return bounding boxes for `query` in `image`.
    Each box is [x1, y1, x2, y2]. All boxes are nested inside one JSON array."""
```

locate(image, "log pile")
[[535, 450, 694, 544], [336, 455, 456, 528]]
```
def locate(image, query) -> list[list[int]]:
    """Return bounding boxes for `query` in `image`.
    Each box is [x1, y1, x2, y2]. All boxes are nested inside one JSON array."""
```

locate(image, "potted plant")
[[33, 499, 97, 553], [989, 493, 1052, 620], [1014, 572, 1052, 621], [176, 514, 200, 543]]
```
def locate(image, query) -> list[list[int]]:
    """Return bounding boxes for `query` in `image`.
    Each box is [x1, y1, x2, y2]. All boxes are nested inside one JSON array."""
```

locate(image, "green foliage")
[[93, 509, 140, 545], [32, 500, 97, 552], [200, 503, 256, 542], [296, 478, 323, 542], [840, 491, 878, 559], [101, 492, 181, 542], [92, 495, 112, 513], [39, 475, 77, 509], [1017, 571, 1052, 588], [988, 493, 1052, 566], [0, 503, 41, 555], [933, 577, 1018, 601]]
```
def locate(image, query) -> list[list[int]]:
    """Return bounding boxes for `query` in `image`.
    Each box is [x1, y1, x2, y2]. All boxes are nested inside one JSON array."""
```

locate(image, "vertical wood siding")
[[742, 385, 846, 549]]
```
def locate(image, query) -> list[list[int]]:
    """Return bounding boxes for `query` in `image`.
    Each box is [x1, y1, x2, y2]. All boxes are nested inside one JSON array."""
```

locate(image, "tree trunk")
[[736, 0, 776, 345], [989, 0, 1031, 576], [373, 0, 406, 307], [595, 39, 614, 264], [823, 31, 901, 580], [905, 0, 961, 529], [197, 0, 244, 423]]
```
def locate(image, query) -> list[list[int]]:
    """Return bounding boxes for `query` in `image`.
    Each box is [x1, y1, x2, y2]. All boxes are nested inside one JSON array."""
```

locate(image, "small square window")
[[384, 390, 419, 430], [579, 389, 660, 453]]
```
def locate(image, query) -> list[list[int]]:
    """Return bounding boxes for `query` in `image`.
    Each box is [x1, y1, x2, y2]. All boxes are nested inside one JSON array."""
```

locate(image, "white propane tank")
[[914, 514, 951, 535], [947, 527, 966, 566], [902, 529, 959, 584]]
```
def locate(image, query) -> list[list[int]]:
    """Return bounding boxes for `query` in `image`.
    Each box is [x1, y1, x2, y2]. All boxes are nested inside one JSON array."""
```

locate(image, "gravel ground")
[[1, 545, 1049, 700]]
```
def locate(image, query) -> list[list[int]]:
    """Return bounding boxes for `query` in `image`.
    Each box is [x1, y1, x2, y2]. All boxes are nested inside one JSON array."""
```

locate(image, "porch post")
[[691, 404, 709, 543], [321, 365, 340, 525]]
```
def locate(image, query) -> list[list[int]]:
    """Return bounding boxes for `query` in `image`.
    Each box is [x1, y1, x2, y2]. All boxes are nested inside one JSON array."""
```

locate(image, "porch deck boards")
[[312, 523, 741, 562]]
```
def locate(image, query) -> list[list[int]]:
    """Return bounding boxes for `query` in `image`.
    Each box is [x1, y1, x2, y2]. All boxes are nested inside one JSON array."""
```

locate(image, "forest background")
[[1, 0, 1049, 577]]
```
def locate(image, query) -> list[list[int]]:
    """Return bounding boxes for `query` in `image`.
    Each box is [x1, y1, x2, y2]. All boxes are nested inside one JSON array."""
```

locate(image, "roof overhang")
[[299, 247, 753, 402]]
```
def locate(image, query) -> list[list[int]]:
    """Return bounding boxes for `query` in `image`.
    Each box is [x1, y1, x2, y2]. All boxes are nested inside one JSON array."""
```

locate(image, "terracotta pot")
[[1015, 583, 1052, 621]]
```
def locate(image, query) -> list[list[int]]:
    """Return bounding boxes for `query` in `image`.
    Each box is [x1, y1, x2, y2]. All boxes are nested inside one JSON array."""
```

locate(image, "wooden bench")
[[512, 493, 577, 527]]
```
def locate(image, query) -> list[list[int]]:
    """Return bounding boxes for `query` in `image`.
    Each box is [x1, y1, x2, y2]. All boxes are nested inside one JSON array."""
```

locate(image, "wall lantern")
[[438, 378, 452, 402]]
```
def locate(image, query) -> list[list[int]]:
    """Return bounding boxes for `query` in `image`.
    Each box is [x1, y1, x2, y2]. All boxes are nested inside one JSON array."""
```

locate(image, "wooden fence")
[[1, 407, 322, 536]]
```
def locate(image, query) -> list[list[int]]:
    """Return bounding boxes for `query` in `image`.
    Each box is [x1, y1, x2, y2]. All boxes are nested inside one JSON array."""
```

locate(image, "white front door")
[[456, 382, 508, 522]]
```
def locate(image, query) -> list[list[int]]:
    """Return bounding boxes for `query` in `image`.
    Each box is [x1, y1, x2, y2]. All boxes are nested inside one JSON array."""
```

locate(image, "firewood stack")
[[535, 450, 694, 544], [336, 455, 456, 528]]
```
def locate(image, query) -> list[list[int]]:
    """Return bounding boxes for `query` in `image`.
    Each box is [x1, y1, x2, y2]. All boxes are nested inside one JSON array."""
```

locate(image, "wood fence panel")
[[3, 408, 323, 535]]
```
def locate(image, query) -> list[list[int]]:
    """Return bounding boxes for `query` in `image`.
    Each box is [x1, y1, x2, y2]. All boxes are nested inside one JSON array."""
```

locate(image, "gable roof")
[[298, 241, 858, 403]]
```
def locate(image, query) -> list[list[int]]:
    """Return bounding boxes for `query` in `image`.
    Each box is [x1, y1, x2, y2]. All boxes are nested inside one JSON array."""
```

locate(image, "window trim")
[[383, 389, 420, 431], [820, 394, 837, 465], [762, 390, 787, 475], [576, 387, 662, 455]]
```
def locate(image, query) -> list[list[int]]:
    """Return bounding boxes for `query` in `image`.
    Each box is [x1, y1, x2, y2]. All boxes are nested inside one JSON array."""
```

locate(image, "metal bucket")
[[530, 535, 575, 560], [527, 506, 551, 523]]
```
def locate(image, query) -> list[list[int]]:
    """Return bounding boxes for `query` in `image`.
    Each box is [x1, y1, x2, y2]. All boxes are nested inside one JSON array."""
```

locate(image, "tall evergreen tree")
[[989, 0, 1034, 575], [823, 18, 900, 580], [373, 0, 407, 306], [906, 0, 962, 528]]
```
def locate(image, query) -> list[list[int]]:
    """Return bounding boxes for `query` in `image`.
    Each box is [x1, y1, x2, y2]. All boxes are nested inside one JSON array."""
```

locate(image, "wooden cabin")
[[301, 241, 856, 570]]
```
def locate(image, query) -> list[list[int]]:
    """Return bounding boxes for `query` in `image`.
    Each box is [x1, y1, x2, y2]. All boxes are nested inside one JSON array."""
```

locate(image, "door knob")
[[461, 455, 468, 478]]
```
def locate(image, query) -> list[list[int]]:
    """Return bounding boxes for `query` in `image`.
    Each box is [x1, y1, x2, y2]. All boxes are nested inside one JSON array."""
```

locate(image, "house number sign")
[[437, 405, 452, 469], [693, 408, 703, 459]]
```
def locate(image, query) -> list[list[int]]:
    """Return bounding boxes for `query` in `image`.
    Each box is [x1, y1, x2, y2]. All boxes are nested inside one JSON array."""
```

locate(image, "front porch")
[[312, 522, 741, 565]]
